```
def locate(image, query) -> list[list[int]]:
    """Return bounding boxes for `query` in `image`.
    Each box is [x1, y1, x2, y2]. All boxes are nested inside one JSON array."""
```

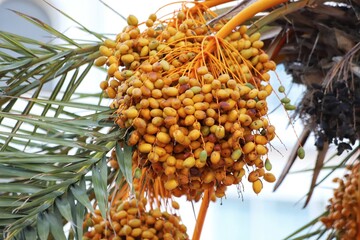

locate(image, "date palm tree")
[[0, 0, 359, 239]]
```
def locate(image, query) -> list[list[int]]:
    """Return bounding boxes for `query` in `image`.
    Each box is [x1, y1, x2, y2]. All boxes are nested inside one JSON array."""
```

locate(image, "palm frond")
[[283, 211, 328, 240], [0, 4, 131, 239], [273, 126, 311, 191], [303, 141, 329, 207], [0, 99, 124, 239]]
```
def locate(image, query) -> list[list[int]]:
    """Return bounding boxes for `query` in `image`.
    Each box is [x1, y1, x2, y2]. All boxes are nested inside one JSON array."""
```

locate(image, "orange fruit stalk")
[[216, 0, 289, 39], [192, 189, 212, 240]]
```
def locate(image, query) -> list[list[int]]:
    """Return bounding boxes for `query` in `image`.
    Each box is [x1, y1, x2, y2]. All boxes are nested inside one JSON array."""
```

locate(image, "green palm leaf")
[[0, 3, 129, 239]]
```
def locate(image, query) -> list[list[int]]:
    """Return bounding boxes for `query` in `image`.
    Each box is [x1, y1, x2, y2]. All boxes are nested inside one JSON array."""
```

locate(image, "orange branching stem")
[[192, 189, 212, 240], [189, 0, 234, 14], [216, 0, 289, 39], [201, 0, 234, 8]]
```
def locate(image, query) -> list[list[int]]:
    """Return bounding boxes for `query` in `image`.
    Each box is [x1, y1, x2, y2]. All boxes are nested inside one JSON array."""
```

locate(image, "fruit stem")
[[202, 0, 234, 9], [190, 0, 234, 13], [192, 189, 212, 240], [215, 0, 288, 39]]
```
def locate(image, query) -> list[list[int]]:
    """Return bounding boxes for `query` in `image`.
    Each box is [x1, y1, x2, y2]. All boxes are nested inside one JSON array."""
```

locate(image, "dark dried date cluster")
[[305, 81, 360, 155]]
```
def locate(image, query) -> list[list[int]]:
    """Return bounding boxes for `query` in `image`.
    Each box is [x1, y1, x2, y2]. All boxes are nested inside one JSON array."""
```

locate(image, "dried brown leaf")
[[273, 126, 311, 191]]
